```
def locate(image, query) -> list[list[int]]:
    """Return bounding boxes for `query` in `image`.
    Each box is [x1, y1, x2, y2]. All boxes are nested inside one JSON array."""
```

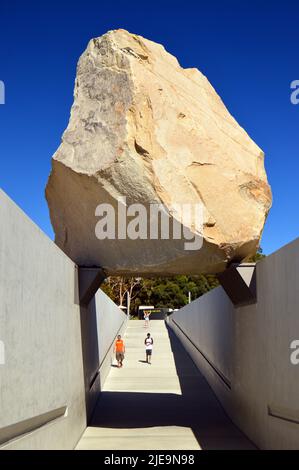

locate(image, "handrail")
[[0, 406, 67, 447], [268, 405, 299, 425], [170, 318, 231, 389]]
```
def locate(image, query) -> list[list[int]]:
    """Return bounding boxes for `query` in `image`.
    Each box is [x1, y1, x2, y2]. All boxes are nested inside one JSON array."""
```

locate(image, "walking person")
[[145, 332, 153, 364], [114, 334, 125, 368], [144, 311, 150, 328]]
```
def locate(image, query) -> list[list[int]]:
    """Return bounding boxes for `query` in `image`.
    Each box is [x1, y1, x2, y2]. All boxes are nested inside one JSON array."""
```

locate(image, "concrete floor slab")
[[76, 320, 255, 450]]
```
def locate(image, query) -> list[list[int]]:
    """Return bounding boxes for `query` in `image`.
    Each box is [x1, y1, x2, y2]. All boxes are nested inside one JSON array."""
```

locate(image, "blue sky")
[[0, 0, 298, 255]]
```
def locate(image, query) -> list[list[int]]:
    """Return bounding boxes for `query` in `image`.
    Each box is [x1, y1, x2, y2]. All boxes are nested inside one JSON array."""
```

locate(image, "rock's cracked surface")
[[46, 29, 272, 275]]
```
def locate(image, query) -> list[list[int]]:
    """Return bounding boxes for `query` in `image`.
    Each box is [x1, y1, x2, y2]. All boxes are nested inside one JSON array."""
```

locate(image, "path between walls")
[[76, 320, 255, 450]]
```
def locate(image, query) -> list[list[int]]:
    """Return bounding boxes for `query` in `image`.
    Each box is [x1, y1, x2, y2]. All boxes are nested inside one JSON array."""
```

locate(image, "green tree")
[[248, 246, 266, 263], [102, 274, 219, 316]]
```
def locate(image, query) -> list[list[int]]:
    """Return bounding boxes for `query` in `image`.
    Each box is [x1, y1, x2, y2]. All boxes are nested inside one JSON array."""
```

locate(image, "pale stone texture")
[[46, 29, 271, 275]]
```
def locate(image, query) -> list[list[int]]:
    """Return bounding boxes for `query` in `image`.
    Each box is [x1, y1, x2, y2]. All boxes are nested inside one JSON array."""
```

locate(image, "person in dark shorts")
[[114, 334, 125, 368], [145, 333, 153, 364]]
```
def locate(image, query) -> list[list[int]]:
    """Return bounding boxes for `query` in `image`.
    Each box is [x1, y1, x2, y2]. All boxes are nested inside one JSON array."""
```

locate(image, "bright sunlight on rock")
[[46, 29, 272, 275]]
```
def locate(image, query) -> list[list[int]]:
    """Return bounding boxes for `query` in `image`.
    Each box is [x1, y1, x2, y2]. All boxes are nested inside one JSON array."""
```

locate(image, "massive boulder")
[[46, 29, 271, 275]]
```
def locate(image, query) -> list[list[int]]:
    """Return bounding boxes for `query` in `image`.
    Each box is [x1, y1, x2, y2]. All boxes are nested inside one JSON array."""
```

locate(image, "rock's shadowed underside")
[[46, 29, 272, 275]]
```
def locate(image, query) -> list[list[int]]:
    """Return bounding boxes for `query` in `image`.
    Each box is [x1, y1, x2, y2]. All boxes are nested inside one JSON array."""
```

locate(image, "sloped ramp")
[[76, 320, 255, 450]]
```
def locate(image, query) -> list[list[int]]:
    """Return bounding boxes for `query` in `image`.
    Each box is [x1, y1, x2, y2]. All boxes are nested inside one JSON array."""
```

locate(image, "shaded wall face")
[[81, 291, 127, 422], [168, 237, 299, 450], [0, 189, 86, 449], [0, 189, 127, 449]]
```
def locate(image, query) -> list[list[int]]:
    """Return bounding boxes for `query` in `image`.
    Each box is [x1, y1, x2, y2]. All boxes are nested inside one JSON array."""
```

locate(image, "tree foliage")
[[247, 246, 266, 263], [101, 248, 266, 315], [101, 274, 219, 315]]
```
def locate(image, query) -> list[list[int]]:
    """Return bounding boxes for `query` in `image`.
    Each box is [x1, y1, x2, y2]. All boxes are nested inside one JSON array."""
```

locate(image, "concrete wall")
[[167, 238, 299, 450], [0, 189, 127, 449], [80, 290, 127, 421]]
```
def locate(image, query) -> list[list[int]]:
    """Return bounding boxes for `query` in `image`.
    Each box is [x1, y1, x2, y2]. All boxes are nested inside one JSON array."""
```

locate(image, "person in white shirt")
[[144, 311, 150, 328], [144, 333, 154, 364]]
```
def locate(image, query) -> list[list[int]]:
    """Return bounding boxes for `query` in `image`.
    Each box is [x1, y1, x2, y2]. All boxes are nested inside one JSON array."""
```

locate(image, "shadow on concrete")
[[80, 298, 102, 422], [90, 324, 256, 450], [166, 325, 256, 449]]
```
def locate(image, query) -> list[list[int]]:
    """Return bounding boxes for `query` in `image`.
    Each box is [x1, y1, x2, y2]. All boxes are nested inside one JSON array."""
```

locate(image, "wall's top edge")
[[0, 188, 76, 268], [257, 236, 299, 266]]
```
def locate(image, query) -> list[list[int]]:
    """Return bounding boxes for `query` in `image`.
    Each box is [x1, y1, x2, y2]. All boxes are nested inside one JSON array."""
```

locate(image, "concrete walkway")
[[76, 320, 255, 450]]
